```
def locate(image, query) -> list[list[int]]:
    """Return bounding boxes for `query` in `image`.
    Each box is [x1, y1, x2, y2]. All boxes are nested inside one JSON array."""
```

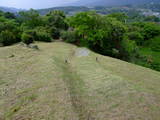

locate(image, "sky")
[[0, 0, 78, 9]]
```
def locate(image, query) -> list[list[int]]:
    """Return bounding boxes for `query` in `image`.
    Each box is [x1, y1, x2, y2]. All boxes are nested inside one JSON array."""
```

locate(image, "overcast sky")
[[0, 0, 78, 9]]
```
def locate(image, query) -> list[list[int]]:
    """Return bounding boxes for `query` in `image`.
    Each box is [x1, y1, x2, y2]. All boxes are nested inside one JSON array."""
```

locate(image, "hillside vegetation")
[[0, 9, 160, 71], [0, 42, 160, 120]]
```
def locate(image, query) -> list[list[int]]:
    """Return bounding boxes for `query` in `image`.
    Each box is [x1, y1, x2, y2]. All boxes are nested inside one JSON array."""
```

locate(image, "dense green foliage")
[[66, 11, 160, 71], [61, 30, 77, 43], [45, 10, 68, 39], [150, 36, 160, 52], [0, 9, 160, 71], [34, 27, 52, 42], [67, 12, 138, 60], [21, 31, 34, 45], [0, 30, 16, 46], [0, 16, 21, 45]]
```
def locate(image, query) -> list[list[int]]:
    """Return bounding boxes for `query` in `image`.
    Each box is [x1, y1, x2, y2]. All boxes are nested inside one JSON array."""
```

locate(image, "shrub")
[[121, 39, 139, 60], [133, 22, 160, 42], [4, 12, 16, 19], [21, 27, 52, 44], [21, 32, 34, 45], [36, 31, 52, 42], [22, 30, 36, 44], [126, 32, 144, 46], [34, 27, 52, 42], [0, 18, 21, 46], [61, 30, 77, 43], [49, 27, 60, 39], [0, 30, 16, 46]]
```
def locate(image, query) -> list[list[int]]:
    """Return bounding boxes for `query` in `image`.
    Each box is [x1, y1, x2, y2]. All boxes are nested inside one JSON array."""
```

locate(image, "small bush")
[[49, 27, 60, 39], [34, 27, 52, 42], [126, 32, 144, 46], [21, 28, 52, 44], [61, 30, 77, 43], [0, 30, 16, 46], [36, 31, 52, 42], [21, 32, 34, 45], [121, 39, 139, 60]]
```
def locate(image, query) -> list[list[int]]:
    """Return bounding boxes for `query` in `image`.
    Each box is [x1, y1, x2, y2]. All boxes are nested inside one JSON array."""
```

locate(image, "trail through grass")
[[0, 42, 160, 120]]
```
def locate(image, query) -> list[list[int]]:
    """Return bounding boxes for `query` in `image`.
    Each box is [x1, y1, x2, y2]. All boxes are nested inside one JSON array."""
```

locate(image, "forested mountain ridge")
[[0, 6, 22, 13], [70, 0, 160, 6]]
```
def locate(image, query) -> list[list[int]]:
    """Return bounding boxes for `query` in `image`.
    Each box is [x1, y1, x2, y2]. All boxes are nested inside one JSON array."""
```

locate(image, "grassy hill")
[[0, 42, 160, 120]]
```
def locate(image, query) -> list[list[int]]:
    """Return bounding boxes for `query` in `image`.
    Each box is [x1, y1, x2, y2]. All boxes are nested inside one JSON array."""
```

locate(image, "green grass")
[[0, 42, 160, 120], [138, 47, 160, 71], [140, 47, 160, 62]]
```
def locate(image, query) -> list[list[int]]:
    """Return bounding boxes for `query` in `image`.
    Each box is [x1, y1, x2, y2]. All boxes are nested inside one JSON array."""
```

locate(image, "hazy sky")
[[0, 0, 78, 9]]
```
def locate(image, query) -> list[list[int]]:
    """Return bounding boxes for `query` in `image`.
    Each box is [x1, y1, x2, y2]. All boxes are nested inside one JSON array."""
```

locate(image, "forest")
[[0, 9, 160, 71]]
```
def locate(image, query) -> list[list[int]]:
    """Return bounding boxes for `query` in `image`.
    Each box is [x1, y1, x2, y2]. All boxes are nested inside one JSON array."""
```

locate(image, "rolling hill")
[[70, 0, 160, 6], [38, 6, 90, 15], [0, 6, 23, 13], [0, 42, 160, 120]]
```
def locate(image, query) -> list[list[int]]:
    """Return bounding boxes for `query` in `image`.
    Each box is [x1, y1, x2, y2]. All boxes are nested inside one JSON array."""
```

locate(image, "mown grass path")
[[0, 42, 160, 120]]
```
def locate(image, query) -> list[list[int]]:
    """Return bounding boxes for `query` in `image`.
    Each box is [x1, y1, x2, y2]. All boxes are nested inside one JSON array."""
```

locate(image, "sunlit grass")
[[0, 42, 160, 120]]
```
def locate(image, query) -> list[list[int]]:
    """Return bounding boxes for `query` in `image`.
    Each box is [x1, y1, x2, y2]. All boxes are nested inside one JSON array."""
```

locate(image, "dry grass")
[[0, 42, 160, 120]]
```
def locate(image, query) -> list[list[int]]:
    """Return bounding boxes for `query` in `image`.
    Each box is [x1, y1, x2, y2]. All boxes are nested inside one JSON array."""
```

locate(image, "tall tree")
[[19, 9, 43, 29]]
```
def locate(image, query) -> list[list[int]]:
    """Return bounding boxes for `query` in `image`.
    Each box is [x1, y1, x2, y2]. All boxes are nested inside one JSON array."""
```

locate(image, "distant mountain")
[[0, 6, 23, 13], [70, 0, 160, 6], [38, 6, 90, 15], [37, 3, 160, 16]]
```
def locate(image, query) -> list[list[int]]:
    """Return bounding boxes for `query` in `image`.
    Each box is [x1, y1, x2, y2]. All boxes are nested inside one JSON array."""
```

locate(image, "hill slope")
[[0, 42, 160, 120]]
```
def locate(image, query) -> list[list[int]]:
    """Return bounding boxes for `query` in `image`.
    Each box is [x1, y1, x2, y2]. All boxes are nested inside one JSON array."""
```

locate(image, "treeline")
[[0, 10, 160, 71], [0, 9, 68, 46]]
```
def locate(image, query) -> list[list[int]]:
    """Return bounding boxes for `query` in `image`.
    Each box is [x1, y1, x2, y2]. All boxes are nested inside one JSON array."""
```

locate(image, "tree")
[[121, 37, 139, 60], [0, 30, 16, 46], [105, 17, 127, 51], [144, 16, 160, 22], [0, 10, 4, 17], [107, 13, 128, 23], [46, 10, 67, 29], [0, 18, 21, 46], [19, 9, 43, 29], [133, 22, 160, 41], [126, 31, 144, 46], [21, 30, 35, 45], [143, 22, 160, 40], [4, 12, 16, 19], [68, 11, 109, 47], [45, 10, 68, 39], [68, 11, 128, 59], [150, 36, 160, 52]]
